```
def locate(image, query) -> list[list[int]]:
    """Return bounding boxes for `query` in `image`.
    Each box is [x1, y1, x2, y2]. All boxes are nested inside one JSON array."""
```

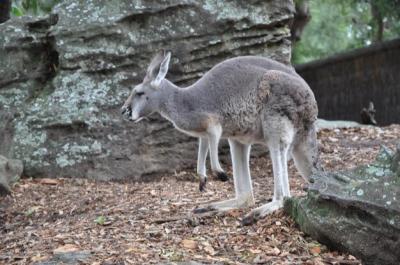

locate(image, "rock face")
[[285, 145, 400, 265], [0, 0, 294, 180], [0, 156, 23, 195]]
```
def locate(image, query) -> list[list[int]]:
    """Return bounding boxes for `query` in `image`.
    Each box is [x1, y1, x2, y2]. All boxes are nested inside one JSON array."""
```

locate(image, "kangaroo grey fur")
[[121, 51, 320, 225]]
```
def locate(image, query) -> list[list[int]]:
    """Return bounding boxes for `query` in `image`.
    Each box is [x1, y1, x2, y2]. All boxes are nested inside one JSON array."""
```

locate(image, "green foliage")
[[292, 0, 400, 64], [94, 215, 106, 225], [24, 206, 38, 217], [12, 0, 61, 17], [11, 6, 24, 16]]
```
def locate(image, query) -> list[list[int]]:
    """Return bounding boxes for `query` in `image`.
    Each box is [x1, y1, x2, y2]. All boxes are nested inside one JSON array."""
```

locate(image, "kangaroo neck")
[[158, 79, 188, 123]]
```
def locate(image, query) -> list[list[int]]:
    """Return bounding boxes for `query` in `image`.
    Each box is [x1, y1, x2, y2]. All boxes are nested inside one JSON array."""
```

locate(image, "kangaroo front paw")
[[215, 171, 229, 182], [0, 184, 11, 196], [199, 177, 207, 192]]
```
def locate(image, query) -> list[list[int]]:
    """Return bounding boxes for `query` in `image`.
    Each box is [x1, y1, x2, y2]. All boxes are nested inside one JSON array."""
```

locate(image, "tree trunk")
[[371, 2, 384, 43], [290, 0, 311, 42], [0, 0, 11, 24]]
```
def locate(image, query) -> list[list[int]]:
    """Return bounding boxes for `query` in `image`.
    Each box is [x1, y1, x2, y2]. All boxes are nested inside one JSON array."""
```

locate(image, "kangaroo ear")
[[151, 51, 171, 88], [146, 50, 164, 79]]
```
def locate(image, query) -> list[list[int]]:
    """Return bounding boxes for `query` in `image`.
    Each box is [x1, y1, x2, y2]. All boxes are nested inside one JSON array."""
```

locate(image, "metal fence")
[[296, 38, 400, 126]]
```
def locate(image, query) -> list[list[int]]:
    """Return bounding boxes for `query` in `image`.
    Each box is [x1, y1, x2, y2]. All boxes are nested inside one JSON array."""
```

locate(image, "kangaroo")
[[123, 52, 306, 192], [121, 51, 320, 225]]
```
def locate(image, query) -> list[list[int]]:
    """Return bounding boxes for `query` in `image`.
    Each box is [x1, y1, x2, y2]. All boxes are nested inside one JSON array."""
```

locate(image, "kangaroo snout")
[[121, 105, 143, 123], [121, 105, 132, 118]]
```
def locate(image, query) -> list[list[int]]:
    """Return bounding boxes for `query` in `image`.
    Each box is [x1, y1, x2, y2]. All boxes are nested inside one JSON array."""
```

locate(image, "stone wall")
[[0, 0, 294, 180], [296, 38, 400, 126]]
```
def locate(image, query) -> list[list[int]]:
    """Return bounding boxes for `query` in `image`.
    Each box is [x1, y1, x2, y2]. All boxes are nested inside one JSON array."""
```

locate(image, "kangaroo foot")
[[199, 175, 207, 192], [241, 200, 283, 226], [194, 196, 254, 215], [215, 171, 229, 182]]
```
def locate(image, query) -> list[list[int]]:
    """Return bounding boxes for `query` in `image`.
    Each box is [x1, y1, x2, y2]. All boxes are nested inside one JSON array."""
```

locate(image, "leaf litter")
[[1, 125, 399, 264]]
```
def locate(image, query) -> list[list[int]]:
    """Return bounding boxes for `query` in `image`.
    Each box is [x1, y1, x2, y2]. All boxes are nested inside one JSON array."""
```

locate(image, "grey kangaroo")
[[121, 51, 320, 225]]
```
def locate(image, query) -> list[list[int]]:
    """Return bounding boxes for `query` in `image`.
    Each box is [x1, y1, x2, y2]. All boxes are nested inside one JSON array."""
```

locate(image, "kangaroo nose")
[[121, 106, 127, 115], [121, 106, 132, 116]]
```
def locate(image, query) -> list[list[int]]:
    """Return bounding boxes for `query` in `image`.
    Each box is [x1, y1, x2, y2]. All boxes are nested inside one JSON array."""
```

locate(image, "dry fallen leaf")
[[227, 209, 241, 217], [310, 246, 321, 255], [181, 239, 198, 250], [126, 258, 136, 264], [249, 248, 262, 254], [125, 247, 138, 254], [265, 247, 281, 256], [328, 136, 339, 142], [31, 254, 48, 262], [39, 178, 59, 185], [313, 257, 325, 265], [53, 244, 79, 254], [204, 245, 216, 256]]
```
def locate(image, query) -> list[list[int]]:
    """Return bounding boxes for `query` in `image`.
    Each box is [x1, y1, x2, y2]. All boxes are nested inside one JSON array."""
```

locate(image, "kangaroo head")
[[121, 50, 171, 122]]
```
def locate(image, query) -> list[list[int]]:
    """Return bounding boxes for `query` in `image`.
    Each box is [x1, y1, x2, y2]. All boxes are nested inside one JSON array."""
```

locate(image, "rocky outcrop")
[[0, 0, 294, 180], [0, 156, 23, 195], [285, 145, 400, 265]]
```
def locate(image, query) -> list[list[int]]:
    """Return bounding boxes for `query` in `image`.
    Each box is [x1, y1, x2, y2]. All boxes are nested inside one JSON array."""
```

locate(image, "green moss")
[[285, 197, 311, 229]]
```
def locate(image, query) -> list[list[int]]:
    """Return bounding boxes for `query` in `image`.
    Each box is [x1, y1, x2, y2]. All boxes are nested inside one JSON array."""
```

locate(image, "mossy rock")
[[285, 145, 400, 265]]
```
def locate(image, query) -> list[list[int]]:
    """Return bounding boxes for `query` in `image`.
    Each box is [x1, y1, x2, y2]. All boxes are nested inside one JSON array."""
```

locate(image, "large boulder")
[[0, 0, 294, 180], [285, 145, 400, 265], [0, 156, 23, 195]]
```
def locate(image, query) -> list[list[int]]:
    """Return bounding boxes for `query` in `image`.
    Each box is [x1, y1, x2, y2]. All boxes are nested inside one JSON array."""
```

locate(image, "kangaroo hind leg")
[[242, 119, 294, 225]]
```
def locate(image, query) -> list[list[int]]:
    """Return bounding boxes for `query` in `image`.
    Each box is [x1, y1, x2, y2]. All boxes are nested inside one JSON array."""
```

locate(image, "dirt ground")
[[1, 125, 399, 265]]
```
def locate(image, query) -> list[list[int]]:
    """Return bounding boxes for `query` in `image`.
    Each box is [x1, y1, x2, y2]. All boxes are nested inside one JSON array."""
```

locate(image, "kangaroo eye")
[[136, 91, 145, 97]]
